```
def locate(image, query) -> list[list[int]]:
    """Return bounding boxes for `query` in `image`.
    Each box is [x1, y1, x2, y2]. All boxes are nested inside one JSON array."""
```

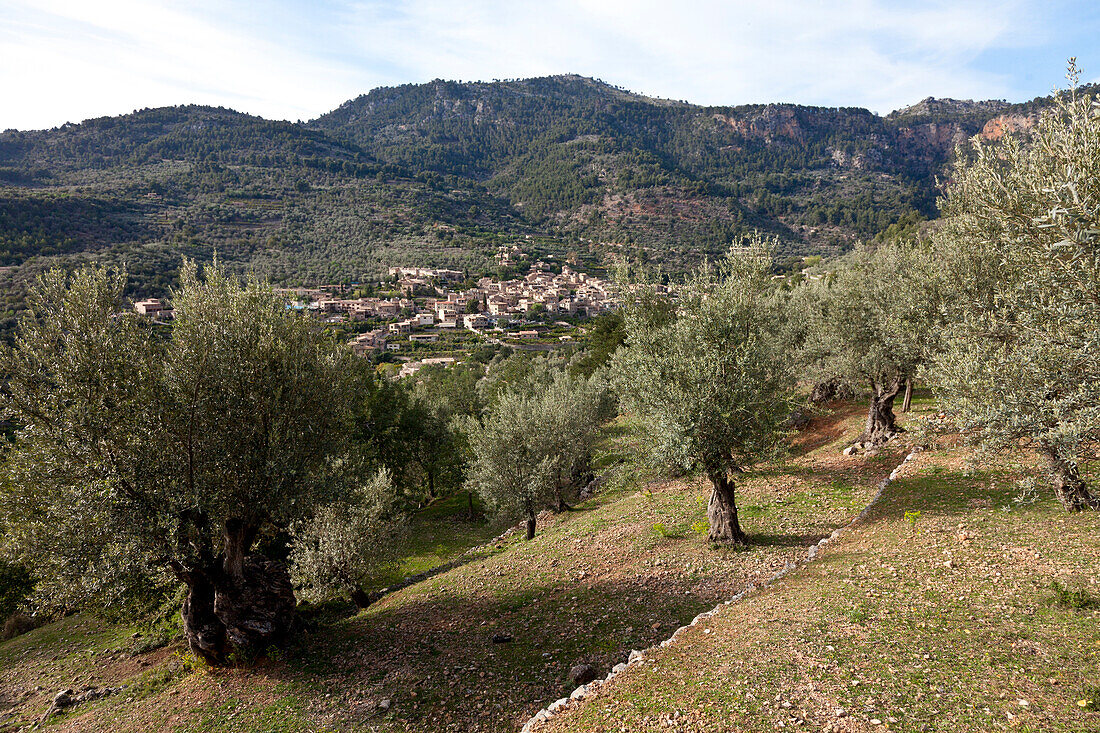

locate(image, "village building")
[[134, 298, 173, 319], [348, 329, 387, 355], [463, 313, 489, 331]]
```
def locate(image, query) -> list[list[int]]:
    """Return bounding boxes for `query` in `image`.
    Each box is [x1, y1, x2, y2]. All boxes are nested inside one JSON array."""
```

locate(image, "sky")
[[2, 0, 1098, 131]]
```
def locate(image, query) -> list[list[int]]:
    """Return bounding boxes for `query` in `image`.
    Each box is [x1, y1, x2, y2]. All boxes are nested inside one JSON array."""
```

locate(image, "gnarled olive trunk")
[[706, 469, 746, 545], [350, 587, 373, 610], [179, 521, 297, 665], [181, 566, 228, 665], [1040, 446, 1100, 512], [863, 377, 905, 446]]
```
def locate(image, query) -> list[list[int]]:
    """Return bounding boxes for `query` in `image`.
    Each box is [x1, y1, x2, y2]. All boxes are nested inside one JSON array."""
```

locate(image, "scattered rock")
[[40, 686, 123, 722], [784, 408, 811, 429], [379, 698, 391, 711], [568, 663, 597, 686], [843, 445, 859, 456]]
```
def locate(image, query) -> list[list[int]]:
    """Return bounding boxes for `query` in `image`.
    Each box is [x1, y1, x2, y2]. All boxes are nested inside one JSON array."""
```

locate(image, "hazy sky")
[[2, 0, 1097, 131]]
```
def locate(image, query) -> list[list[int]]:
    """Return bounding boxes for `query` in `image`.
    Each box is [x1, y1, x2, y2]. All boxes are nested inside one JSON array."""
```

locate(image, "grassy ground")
[[4, 396, 1095, 732], [359, 492, 499, 591], [539, 449, 1100, 731]]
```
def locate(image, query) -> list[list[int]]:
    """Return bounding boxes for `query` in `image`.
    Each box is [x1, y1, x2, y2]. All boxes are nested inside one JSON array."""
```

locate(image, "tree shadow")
[[268, 572, 768, 733], [858, 466, 1028, 526], [749, 531, 829, 548]]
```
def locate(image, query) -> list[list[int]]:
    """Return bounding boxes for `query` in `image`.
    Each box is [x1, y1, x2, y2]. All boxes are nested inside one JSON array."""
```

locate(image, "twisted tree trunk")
[[181, 565, 227, 665], [863, 376, 905, 446], [706, 468, 746, 545], [810, 377, 855, 405], [178, 520, 297, 665], [1040, 446, 1100, 512], [350, 587, 372, 610]]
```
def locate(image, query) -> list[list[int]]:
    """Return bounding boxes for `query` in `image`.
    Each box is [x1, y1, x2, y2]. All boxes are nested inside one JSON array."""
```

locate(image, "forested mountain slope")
[[0, 105, 526, 329], [313, 75, 1033, 259], [0, 76, 1069, 327]]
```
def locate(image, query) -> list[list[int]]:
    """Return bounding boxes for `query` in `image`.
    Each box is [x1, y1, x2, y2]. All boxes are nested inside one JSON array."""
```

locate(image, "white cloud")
[[320, 0, 1042, 111], [1, 0, 361, 129], [0, 0, 1069, 130]]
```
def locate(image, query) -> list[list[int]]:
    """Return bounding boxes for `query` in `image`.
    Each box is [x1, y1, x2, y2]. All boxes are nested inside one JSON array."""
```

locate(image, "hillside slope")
[[0, 76, 1068, 320], [539, 448, 1100, 732], [1, 405, 900, 732], [2, 399, 1097, 732], [313, 75, 1028, 260]]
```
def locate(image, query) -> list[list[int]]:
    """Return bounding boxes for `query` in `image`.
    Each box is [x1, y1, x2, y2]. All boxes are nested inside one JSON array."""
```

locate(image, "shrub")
[[1049, 580, 1095, 610]]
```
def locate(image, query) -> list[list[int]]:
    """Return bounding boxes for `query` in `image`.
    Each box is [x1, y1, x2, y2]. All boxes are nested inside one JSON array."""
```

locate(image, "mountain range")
[[0, 73, 1058, 326]]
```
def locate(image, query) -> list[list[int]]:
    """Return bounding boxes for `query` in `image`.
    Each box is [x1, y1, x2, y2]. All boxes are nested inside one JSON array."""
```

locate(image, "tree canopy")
[[929, 70, 1100, 511], [0, 262, 361, 662], [465, 369, 609, 539], [800, 239, 941, 446]]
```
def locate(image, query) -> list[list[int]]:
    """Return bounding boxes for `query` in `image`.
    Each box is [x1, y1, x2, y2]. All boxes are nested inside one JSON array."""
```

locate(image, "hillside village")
[[341, 260, 614, 357], [133, 254, 617, 373]]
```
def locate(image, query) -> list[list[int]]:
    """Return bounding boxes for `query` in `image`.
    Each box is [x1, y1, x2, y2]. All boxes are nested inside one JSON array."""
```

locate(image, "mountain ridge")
[[0, 74, 1078, 330]]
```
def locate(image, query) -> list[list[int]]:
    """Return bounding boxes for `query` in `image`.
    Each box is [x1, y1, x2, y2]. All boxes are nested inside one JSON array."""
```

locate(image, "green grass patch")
[[1049, 580, 1097, 610], [358, 492, 499, 590]]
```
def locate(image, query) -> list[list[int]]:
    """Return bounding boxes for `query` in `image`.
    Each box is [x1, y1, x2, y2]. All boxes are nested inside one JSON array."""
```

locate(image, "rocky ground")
[[536, 445, 1100, 732]]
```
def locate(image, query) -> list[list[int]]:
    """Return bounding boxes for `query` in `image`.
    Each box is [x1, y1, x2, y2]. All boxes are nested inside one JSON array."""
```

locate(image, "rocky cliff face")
[[980, 113, 1038, 141], [893, 121, 971, 161], [712, 106, 806, 142]]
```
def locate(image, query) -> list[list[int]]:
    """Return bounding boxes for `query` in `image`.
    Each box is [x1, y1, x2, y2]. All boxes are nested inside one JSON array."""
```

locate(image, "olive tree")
[[929, 67, 1100, 511], [612, 242, 795, 545], [290, 468, 403, 608], [538, 370, 614, 510], [466, 371, 609, 539], [802, 239, 940, 446], [0, 261, 358, 663]]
